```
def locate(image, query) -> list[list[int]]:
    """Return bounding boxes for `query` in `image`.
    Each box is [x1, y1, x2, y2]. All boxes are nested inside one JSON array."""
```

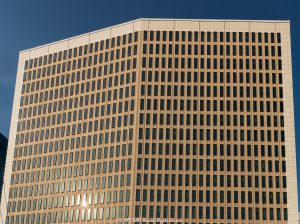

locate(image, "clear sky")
[[1, 0, 299, 206]]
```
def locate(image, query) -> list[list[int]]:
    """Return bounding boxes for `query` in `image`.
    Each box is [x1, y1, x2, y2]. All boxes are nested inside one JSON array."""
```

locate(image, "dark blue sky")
[[1, 0, 299, 206]]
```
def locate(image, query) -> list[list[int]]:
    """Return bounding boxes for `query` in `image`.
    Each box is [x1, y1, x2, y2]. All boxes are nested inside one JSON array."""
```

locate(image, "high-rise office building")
[[1, 19, 298, 224], [0, 133, 8, 203]]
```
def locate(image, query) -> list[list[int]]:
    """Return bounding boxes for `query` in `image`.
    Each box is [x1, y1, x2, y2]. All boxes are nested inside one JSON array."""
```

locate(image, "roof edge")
[[19, 18, 290, 54]]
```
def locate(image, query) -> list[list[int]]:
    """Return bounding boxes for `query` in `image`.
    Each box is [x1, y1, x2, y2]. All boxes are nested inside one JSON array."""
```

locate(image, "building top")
[[19, 18, 291, 59]]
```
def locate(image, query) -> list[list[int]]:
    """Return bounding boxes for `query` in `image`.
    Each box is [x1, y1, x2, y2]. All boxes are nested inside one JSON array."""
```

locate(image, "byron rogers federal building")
[[1, 18, 298, 224]]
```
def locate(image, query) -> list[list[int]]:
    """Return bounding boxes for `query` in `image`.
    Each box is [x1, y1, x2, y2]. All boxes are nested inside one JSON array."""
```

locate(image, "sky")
[[0, 0, 300, 206]]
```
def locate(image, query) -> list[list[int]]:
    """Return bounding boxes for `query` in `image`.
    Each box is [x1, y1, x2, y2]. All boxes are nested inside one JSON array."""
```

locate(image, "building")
[[0, 133, 8, 203], [0, 18, 298, 224]]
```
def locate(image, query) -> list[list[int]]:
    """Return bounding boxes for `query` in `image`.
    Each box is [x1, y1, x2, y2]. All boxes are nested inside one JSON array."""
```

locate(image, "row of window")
[[135, 205, 287, 221], [141, 70, 283, 84], [20, 88, 135, 108], [9, 191, 131, 214], [137, 143, 285, 157], [142, 43, 282, 57], [142, 56, 283, 70], [16, 128, 134, 145], [135, 173, 286, 189], [135, 158, 286, 173], [135, 189, 287, 204], [14, 142, 132, 158], [13, 154, 132, 173], [14, 138, 132, 160], [138, 128, 285, 142], [10, 177, 131, 200], [7, 205, 131, 224], [140, 99, 283, 113], [18, 115, 134, 135], [141, 85, 283, 98], [23, 71, 136, 93], [143, 30, 281, 44], [139, 114, 284, 127], [11, 166, 131, 185]]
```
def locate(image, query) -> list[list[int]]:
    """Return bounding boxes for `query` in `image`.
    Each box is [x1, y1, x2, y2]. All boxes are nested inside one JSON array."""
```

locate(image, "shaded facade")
[[0, 133, 8, 203], [1, 19, 298, 224]]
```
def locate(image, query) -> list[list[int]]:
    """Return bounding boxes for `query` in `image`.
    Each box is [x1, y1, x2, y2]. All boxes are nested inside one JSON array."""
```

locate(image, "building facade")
[[0, 133, 8, 203], [1, 19, 298, 224]]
